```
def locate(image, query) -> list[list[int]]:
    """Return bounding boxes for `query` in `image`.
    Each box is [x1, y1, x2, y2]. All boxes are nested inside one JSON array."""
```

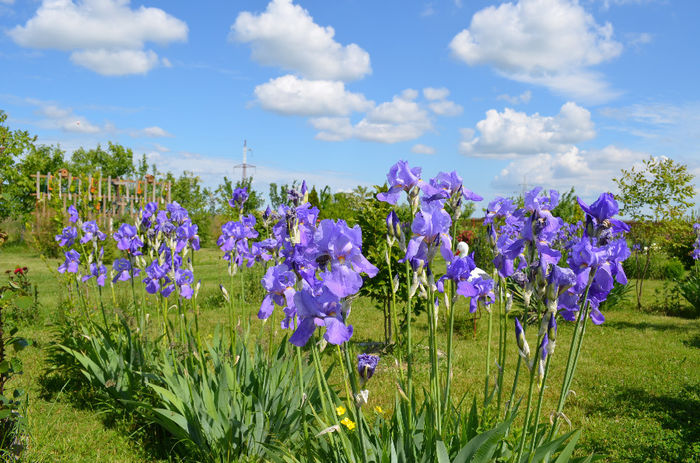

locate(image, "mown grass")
[[1, 243, 698, 462]]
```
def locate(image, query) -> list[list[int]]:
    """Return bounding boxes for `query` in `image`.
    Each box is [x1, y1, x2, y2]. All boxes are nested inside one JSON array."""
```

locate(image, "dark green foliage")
[[551, 188, 584, 225], [69, 142, 135, 178], [166, 171, 214, 246], [623, 251, 674, 280], [215, 176, 264, 217], [664, 258, 685, 280], [679, 263, 700, 314]]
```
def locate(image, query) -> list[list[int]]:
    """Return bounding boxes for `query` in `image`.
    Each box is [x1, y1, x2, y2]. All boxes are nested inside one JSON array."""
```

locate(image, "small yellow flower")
[[335, 405, 346, 416], [340, 417, 355, 430], [374, 406, 384, 415]]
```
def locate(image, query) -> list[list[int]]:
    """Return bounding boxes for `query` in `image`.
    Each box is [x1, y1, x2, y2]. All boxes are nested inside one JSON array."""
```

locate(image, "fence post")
[[167, 182, 171, 203]]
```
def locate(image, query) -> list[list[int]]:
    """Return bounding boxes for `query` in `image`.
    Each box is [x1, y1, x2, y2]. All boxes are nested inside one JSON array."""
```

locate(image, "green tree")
[[215, 176, 264, 216], [167, 171, 215, 245], [0, 111, 39, 221], [70, 142, 135, 178], [613, 156, 696, 309]]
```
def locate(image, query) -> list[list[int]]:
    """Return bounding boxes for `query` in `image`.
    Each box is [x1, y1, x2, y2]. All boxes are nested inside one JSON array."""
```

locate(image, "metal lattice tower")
[[234, 140, 255, 182]]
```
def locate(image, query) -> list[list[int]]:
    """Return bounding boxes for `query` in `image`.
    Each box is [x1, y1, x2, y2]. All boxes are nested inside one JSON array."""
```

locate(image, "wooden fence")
[[31, 170, 172, 231]]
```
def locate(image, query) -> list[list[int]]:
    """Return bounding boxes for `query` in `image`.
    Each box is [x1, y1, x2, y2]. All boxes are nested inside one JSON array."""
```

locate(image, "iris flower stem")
[[229, 268, 236, 354], [339, 346, 367, 462], [97, 285, 109, 332], [443, 286, 455, 420], [483, 303, 493, 413], [516, 335, 542, 463], [426, 282, 442, 435], [548, 274, 594, 439], [311, 344, 349, 461], [496, 281, 507, 414], [404, 260, 414, 403], [294, 344, 311, 456], [386, 244, 401, 353], [529, 354, 552, 456]]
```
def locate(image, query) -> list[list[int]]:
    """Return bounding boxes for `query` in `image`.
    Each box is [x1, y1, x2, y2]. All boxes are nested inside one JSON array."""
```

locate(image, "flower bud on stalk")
[[355, 389, 369, 407], [515, 317, 531, 367], [538, 334, 549, 389], [505, 292, 513, 313], [546, 313, 557, 355]]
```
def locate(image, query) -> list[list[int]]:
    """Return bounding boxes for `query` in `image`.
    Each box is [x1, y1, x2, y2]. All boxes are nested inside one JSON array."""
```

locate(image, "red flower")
[[14, 267, 23, 275]]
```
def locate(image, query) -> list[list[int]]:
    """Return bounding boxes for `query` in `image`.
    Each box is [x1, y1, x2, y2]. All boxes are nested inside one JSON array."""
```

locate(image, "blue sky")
[[1, 0, 699, 207]]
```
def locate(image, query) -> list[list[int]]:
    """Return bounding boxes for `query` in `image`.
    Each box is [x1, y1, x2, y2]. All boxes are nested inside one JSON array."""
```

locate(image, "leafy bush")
[[664, 258, 685, 280], [623, 251, 672, 280]]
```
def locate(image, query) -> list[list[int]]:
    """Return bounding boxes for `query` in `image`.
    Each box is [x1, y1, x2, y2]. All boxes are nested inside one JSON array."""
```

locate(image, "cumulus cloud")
[[460, 102, 595, 157], [32, 101, 106, 134], [8, 0, 187, 75], [231, 0, 370, 81], [411, 144, 436, 155], [449, 0, 623, 102], [492, 145, 649, 195], [497, 90, 532, 105], [422, 87, 463, 116], [310, 90, 433, 143], [130, 126, 172, 138], [254, 75, 373, 116]]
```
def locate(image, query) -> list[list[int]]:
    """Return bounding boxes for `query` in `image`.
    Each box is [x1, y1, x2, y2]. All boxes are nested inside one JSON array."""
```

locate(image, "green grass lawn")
[[1, 243, 698, 462]]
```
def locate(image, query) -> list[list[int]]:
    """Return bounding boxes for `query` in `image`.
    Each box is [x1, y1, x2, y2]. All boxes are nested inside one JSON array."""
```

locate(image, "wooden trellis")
[[31, 170, 172, 231]]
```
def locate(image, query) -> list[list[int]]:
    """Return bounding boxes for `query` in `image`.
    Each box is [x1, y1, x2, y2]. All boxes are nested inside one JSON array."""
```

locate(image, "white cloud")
[[70, 49, 159, 76], [423, 87, 450, 101], [310, 90, 433, 143], [8, 0, 187, 75], [411, 144, 436, 155], [449, 0, 623, 102], [460, 102, 595, 157], [497, 90, 532, 105], [0, 0, 15, 5], [428, 100, 463, 116], [422, 87, 463, 116], [131, 126, 172, 138], [33, 101, 105, 134], [254, 74, 373, 116], [421, 3, 436, 17], [492, 145, 649, 195], [231, 0, 371, 81]]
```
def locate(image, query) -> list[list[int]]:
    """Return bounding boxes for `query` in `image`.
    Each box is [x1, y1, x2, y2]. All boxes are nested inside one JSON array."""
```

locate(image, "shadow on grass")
[[605, 319, 697, 332], [586, 384, 700, 462], [37, 349, 184, 462]]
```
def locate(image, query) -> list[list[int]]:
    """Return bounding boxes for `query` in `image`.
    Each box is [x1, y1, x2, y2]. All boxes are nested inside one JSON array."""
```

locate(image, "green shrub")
[[623, 251, 671, 280], [664, 258, 685, 280]]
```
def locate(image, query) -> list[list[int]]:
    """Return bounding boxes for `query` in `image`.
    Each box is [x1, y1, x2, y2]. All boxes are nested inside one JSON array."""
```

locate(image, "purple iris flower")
[[175, 222, 200, 252], [545, 265, 577, 304], [484, 197, 516, 225], [424, 171, 483, 205], [229, 187, 249, 210], [437, 254, 479, 299], [313, 219, 379, 298], [468, 276, 495, 313], [376, 160, 422, 205], [112, 258, 140, 283], [577, 193, 630, 235], [258, 263, 297, 320], [82, 262, 107, 286], [246, 241, 273, 267], [289, 287, 353, 347], [524, 187, 559, 213], [167, 201, 190, 224], [357, 353, 379, 381], [143, 261, 170, 295], [113, 223, 144, 255], [154, 210, 176, 235], [80, 221, 106, 244], [175, 268, 194, 299], [67, 205, 79, 223], [58, 249, 80, 274], [693, 223, 700, 260], [405, 201, 453, 265], [55, 226, 78, 248]]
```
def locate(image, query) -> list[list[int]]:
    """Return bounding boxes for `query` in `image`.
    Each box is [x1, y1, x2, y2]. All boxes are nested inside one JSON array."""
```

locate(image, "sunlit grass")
[[1, 244, 698, 462]]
